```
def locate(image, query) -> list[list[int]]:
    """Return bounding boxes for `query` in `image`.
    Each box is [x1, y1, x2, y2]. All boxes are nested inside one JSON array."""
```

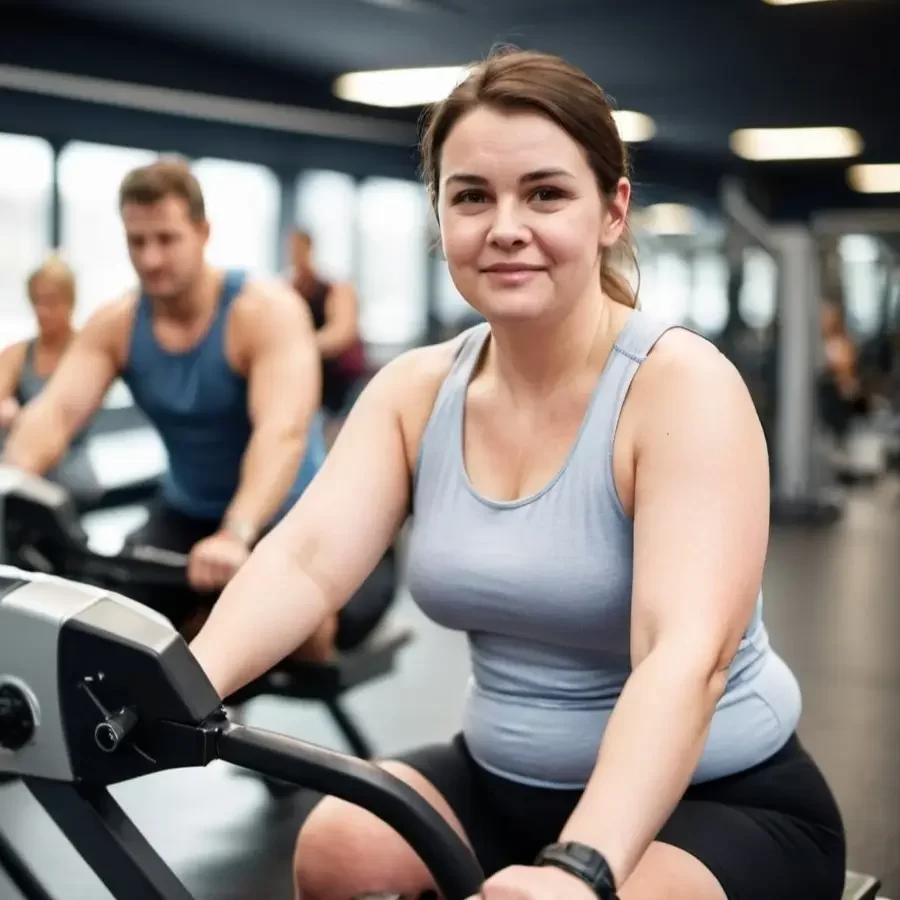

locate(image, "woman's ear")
[[599, 178, 631, 249]]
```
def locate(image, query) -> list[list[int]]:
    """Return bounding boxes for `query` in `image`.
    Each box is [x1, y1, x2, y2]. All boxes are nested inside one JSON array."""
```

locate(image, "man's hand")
[[187, 531, 251, 591], [0, 397, 20, 431]]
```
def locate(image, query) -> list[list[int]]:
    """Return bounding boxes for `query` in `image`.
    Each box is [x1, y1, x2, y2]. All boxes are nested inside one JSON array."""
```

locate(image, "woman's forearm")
[[558, 644, 726, 889], [189, 536, 331, 699]]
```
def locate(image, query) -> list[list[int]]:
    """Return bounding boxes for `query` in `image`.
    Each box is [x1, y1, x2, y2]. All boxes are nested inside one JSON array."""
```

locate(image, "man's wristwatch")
[[222, 518, 257, 548], [534, 842, 619, 900]]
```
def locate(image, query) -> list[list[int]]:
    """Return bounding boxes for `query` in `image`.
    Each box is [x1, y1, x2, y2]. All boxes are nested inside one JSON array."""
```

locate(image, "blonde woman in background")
[[0, 255, 102, 502]]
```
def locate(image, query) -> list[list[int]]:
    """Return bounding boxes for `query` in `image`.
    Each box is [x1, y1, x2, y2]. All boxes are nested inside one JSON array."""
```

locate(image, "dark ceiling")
[[4, 0, 900, 219]]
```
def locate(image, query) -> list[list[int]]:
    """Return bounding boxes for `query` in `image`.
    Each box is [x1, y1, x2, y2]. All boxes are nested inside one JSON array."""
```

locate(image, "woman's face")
[[29, 274, 73, 340], [437, 106, 629, 325]]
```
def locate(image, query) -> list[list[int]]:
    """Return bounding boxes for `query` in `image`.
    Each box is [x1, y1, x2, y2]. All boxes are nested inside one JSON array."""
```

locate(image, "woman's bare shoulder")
[[369, 329, 478, 466]]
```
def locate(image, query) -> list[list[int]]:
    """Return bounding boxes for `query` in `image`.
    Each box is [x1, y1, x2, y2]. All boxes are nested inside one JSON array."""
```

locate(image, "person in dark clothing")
[[288, 229, 365, 441], [819, 300, 869, 441]]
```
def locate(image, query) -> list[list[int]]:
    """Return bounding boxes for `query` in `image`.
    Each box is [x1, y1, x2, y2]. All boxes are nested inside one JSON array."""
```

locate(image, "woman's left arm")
[[557, 336, 771, 889]]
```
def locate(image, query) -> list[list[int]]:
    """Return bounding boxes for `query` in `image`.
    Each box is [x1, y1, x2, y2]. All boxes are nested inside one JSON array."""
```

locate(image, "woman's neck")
[[485, 296, 625, 405], [37, 328, 75, 354]]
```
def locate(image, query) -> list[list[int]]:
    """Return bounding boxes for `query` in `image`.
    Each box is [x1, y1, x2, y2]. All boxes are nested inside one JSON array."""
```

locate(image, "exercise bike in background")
[[0, 465, 410, 773]]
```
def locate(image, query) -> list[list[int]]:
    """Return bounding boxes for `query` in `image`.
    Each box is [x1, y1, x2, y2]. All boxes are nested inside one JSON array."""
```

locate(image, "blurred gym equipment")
[[0, 465, 411, 763], [0, 567, 482, 900]]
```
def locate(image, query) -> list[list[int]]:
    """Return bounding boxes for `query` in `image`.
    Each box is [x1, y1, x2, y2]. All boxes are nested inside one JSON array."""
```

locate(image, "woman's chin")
[[476, 289, 556, 323]]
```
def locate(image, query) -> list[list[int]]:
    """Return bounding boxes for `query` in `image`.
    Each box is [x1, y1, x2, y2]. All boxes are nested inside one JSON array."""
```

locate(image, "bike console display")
[[0, 566, 221, 785], [0, 566, 485, 900]]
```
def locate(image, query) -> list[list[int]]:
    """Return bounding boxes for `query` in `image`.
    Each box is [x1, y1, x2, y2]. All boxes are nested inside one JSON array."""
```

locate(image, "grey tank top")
[[14, 341, 102, 503], [406, 311, 802, 789], [17, 341, 87, 449]]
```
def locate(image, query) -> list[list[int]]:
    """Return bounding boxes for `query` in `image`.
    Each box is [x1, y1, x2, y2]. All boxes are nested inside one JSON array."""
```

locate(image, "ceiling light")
[[730, 126, 862, 161], [763, 0, 835, 5], [334, 68, 657, 142], [333, 66, 469, 108], [613, 110, 656, 143], [847, 164, 900, 194]]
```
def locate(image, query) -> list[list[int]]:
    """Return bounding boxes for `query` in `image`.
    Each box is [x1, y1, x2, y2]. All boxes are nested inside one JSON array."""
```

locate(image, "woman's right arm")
[[189, 345, 447, 699]]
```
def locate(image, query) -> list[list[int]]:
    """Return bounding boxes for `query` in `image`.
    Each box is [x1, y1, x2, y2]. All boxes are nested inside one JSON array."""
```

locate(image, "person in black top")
[[288, 229, 365, 439], [818, 300, 869, 442]]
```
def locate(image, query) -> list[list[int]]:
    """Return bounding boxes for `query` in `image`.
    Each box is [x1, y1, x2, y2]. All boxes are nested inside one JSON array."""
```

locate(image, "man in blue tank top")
[[2, 158, 335, 658]]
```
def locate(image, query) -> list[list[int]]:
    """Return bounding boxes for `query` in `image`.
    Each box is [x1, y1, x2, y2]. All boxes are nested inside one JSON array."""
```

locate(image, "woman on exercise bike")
[[0, 256, 100, 503], [189, 48, 846, 900]]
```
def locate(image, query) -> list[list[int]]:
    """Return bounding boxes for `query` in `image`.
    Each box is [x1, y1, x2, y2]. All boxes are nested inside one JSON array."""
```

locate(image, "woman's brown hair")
[[420, 47, 638, 308]]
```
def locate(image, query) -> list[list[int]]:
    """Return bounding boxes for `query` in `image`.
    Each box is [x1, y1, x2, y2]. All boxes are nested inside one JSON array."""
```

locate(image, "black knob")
[[94, 707, 138, 753], [0, 683, 35, 751]]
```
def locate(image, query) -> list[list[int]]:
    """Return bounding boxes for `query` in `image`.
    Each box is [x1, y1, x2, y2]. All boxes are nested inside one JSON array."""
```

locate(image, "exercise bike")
[[0, 464, 410, 767], [0, 565, 482, 900]]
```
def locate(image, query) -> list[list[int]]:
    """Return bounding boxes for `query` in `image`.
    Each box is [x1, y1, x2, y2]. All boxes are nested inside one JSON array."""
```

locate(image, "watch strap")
[[222, 518, 257, 548], [534, 842, 618, 900]]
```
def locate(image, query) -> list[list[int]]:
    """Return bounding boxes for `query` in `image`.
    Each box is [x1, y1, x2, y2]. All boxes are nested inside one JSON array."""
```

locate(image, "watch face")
[[537, 842, 616, 899]]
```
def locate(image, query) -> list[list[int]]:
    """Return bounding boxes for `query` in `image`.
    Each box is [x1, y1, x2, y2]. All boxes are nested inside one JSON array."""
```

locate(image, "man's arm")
[[223, 280, 322, 540], [315, 282, 360, 360], [3, 305, 124, 474]]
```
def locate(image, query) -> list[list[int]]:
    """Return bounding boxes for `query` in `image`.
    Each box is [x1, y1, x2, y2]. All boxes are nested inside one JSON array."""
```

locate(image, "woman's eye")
[[453, 190, 486, 205], [531, 187, 564, 202]]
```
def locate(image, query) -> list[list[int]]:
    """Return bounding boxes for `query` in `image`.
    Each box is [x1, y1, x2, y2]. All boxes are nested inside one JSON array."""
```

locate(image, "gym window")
[[739, 246, 777, 330], [57, 141, 159, 322], [840, 234, 885, 339], [357, 177, 429, 346], [295, 170, 358, 283], [640, 250, 692, 324], [691, 250, 729, 337], [0, 133, 54, 344], [193, 158, 281, 276]]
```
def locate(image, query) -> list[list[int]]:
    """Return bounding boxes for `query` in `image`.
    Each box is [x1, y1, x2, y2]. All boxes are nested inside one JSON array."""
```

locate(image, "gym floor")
[[1, 479, 898, 900]]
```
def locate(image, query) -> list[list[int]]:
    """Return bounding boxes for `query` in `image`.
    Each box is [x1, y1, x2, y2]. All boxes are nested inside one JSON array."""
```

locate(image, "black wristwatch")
[[534, 842, 619, 900]]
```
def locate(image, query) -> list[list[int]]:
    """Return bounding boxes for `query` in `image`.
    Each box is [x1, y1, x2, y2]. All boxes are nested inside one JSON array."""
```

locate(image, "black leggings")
[[396, 732, 847, 900]]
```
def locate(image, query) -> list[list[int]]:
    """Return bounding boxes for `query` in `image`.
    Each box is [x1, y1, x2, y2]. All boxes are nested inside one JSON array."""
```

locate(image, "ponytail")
[[600, 223, 639, 309]]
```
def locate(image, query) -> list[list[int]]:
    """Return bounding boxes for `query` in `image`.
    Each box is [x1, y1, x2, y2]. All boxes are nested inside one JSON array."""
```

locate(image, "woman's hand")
[[468, 865, 597, 900]]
